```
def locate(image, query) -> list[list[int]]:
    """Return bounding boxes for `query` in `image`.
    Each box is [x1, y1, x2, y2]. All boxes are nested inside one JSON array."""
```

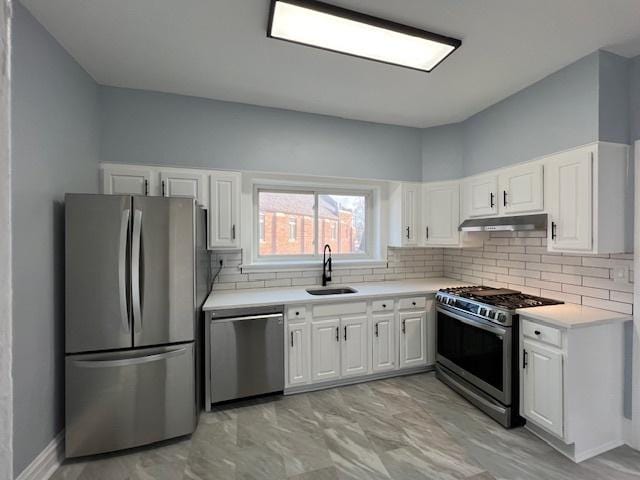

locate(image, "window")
[[288, 217, 297, 242], [259, 213, 265, 243], [257, 188, 370, 259]]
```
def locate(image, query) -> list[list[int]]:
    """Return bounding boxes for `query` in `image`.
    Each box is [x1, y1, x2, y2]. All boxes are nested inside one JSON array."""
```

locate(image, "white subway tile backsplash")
[[443, 232, 633, 315]]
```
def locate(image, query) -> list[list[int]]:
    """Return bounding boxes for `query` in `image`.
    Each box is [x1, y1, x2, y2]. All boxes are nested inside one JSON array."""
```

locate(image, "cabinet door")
[[402, 184, 420, 246], [340, 315, 368, 377], [287, 322, 309, 386], [102, 165, 155, 196], [311, 318, 341, 382], [160, 170, 207, 207], [423, 183, 460, 246], [209, 171, 241, 248], [522, 339, 564, 438], [545, 148, 593, 252], [399, 311, 426, 369], [372, 313, 395, 372], [465, 175, 498, 217], [499, 163, 543, 214]]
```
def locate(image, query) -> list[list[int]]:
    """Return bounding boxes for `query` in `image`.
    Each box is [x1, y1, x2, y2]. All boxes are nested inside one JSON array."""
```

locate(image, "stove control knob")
[[496, 313, 506, 323], [487, 310, 495, 319], [478, 307, 486, 316]]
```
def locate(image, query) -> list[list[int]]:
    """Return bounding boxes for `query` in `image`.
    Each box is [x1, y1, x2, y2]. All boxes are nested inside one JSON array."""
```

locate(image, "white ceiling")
[[21, 0, 640, 128]]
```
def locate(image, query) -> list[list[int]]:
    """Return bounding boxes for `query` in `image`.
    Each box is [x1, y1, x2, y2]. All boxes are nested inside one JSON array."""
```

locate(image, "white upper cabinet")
[[545, 148, 592, 252], [102, 165, 155, 196], [422, 181, 460, 246], [209, 171, 241, 249], [389, 182, 421, 247], [544, 143, 629, 254], [464, 174, 498, 217], [499, 163, 543, 215], [160, 170, 208, 206]]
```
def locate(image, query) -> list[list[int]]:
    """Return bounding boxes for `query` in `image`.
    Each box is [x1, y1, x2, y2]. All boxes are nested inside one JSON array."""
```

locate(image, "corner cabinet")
[[209, 171, 241, 249], [389, 182, 421, 247], [544, 143, 629, 254], [519, 316, 628, 462], [422, 182, 460, 246]]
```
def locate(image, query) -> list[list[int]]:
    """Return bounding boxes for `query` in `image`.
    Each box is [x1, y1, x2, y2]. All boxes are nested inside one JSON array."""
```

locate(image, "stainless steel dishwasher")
[[205, 306, 284, 407]]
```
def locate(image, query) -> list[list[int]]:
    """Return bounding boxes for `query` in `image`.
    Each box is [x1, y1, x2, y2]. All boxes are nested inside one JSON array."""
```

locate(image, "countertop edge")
[[516, 308, 632, 329]]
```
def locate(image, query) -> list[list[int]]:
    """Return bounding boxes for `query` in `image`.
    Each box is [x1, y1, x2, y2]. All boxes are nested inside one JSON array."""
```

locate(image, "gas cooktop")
[[439, 286, 563, 310]]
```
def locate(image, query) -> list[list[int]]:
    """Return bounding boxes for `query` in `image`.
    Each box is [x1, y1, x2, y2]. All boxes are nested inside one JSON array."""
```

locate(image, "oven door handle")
[[437, 307, 506, 337]]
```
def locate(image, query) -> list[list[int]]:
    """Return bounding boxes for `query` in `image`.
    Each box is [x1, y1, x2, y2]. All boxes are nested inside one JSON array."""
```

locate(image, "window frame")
[[253, 185, 373, 263]]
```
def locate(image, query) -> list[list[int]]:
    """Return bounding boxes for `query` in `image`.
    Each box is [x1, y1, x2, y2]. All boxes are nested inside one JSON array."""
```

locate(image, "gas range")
[[435, 286, 563, 327]]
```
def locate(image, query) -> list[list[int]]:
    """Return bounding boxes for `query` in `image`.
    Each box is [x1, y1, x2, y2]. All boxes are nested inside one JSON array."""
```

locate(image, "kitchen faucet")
[[322, 244, 332, 287]]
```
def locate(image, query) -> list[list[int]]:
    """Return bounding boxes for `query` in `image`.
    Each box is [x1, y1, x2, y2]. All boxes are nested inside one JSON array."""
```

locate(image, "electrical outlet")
[[613, 265, 629, 284]]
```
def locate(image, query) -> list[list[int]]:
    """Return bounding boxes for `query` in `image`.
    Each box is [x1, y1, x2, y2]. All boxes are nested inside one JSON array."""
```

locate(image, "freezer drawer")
[[65, 343, 196, 458], [210, 313, 284, 403]]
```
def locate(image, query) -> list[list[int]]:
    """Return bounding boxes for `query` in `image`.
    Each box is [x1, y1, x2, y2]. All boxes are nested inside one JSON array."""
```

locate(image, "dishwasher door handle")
[[211, 313, 283, 323]]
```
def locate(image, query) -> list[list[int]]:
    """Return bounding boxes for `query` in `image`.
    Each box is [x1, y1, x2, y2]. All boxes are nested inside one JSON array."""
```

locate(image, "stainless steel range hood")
[[459, 214, 548, 232]]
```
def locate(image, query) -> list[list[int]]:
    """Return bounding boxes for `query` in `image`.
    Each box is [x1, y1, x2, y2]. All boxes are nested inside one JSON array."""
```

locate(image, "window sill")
[[240, 259, 388, 273]]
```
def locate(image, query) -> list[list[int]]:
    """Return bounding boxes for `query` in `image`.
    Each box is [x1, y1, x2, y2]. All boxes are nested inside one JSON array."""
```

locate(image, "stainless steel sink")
[[306, 287, 358, 296]]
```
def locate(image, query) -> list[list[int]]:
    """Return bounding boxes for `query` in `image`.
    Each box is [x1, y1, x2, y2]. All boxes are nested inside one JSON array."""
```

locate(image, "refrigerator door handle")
[[131, 209, 143, 334], [71, 346, 188, 369], [118, 208, 131, 333]]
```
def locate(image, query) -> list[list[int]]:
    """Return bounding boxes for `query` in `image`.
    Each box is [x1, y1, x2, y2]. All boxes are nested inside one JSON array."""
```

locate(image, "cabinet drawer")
[[522, 319, 562, 348], [312, 302, 367, 318], [372, 300, 394, 312], [398, 297, 425, 310], [287, 306, 306, 320]]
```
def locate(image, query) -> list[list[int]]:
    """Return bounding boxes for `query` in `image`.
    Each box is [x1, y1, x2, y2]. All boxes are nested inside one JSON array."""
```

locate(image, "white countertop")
[[516, 303, 632, 329], [203, 278, 465, 311]]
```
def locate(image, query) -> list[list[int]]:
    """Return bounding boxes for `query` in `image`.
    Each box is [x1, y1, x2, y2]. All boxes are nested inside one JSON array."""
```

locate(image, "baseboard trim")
[[284, 365, 434, 395], [16, 430, 64, 480]]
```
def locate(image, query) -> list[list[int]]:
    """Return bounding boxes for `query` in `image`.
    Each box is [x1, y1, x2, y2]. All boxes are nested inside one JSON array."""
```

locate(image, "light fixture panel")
[[268, 0, 461, 72]]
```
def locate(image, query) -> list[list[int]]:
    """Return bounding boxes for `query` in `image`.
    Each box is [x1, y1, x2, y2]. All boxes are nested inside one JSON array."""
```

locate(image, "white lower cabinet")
[[399, 310, 427, 369], [522, 339, 564, 438], [311, 318, 341, 382], [340, 315, 368, 377], [519, 316, 627, 462], [372, 313, 395, 372], [287, 322, 309, 386], [285, 295, 433, 389]]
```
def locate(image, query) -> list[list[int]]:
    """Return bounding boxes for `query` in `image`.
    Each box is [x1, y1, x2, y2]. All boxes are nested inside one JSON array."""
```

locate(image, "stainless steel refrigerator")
[[64, 194, 210, 458]]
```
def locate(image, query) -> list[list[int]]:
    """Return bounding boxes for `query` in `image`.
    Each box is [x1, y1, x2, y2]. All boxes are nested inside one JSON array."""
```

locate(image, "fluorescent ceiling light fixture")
[[267, 0, 461, 72]]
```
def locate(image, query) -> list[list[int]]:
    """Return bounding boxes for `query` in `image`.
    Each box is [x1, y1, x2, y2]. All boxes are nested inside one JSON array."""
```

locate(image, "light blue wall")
[[632, 55, 640, 142], [599, 51, 630, 144], [461, 52, 600, 176], [421, 123, 464, 182], [99, 87, 423, 182], [11, 3, 100, 476]]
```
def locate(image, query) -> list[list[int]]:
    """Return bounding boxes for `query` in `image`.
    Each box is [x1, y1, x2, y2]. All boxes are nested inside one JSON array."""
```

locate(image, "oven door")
[[436, 305, 511, 405]]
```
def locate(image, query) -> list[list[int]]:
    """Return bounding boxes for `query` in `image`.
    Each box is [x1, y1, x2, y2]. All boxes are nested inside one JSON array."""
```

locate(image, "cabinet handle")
[[375, 323, 379, 337], [290, 332, 294, 347], [161, 180, 166, 197], [503, 190, 507, 207], [490, 192, 495, 208], [534, 330, 541, 336], [144, 179, 149, 196], [382, 304, 386, 308], [406, 226, 410, 239], [425, 226, 429, 240], [402, 319, 406, 334], [551, 221, 557, 240], [344, 326, 347, 341], [295, 311, 300, 316], [412, 301, 416, 306], [336, 326, 339, 342], [232, 224, 236, 240], [523, 349, 528, 369]]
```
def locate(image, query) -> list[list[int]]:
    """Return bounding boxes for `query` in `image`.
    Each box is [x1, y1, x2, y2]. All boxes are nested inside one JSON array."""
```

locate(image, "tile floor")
[[51, 373, 640, 480]]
